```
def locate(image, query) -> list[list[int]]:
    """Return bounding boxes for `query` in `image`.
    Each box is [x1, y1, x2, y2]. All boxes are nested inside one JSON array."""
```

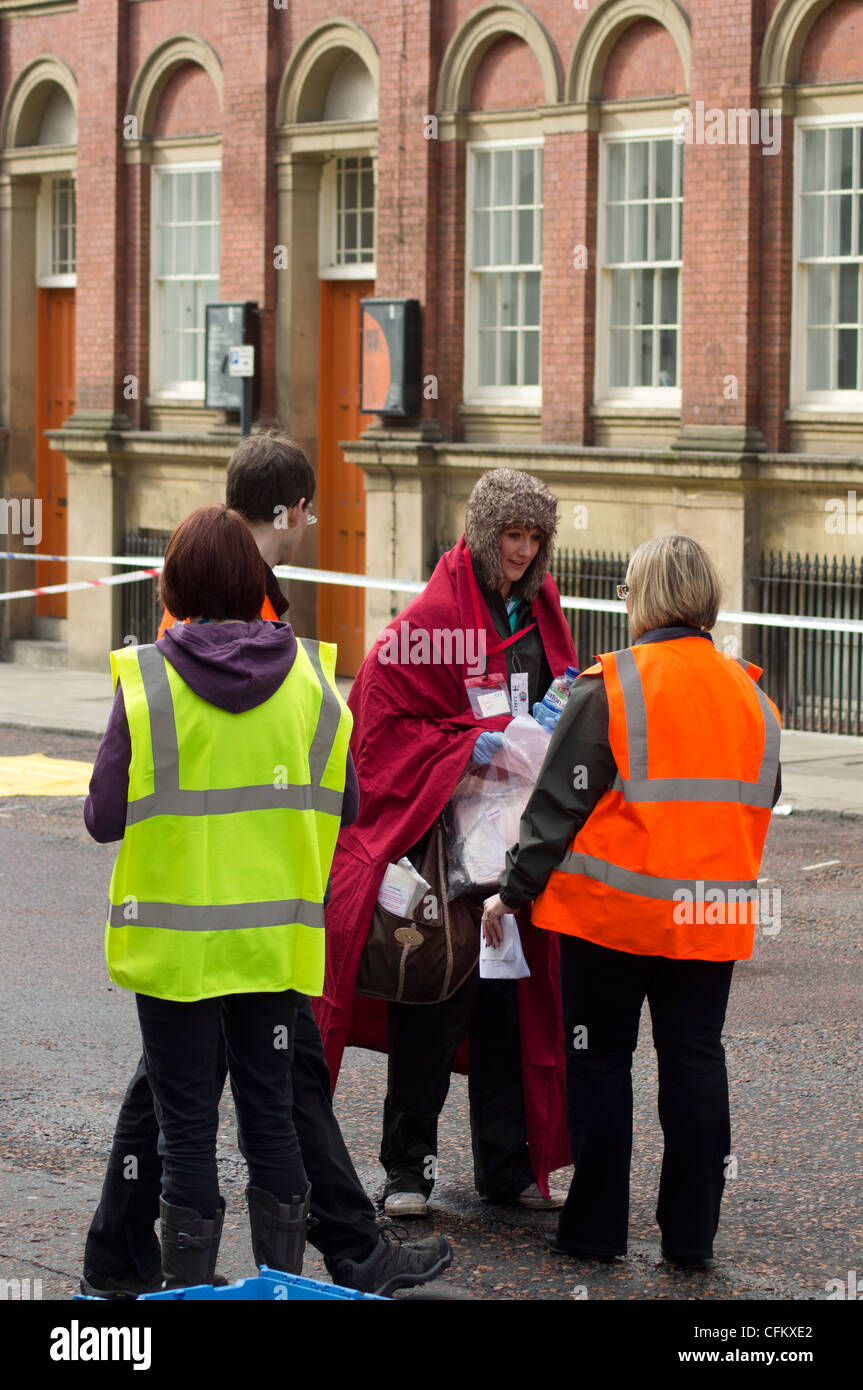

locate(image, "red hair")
[[159, 505, 266, 622]]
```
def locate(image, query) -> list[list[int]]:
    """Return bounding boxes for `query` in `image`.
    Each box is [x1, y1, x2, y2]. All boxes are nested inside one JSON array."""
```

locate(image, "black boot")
[[159, 1197, 225, 1290], [247, 1185, 311, 1277], [328, 1227, 452, 1297]]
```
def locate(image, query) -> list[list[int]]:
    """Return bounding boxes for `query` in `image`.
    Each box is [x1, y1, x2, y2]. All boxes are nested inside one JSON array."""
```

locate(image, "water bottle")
[[533, 665, 580, 731]]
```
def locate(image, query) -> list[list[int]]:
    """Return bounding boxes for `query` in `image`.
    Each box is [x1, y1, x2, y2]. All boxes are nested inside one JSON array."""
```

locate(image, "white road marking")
[[799, 860, 841, 871]]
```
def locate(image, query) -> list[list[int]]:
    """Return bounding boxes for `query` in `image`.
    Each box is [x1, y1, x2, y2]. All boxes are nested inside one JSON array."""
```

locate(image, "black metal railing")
[[120, 529, 172, 646], [754, 551, 863, 735]]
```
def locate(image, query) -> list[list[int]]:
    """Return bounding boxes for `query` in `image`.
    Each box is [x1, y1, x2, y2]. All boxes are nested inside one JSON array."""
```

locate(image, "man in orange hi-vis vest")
[[157, 431, 316, 637], [481, 534, 781, 1272]]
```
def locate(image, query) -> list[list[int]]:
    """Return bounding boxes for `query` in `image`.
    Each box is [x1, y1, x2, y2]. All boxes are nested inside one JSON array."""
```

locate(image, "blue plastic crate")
[[73, 1266, 385, 1302]]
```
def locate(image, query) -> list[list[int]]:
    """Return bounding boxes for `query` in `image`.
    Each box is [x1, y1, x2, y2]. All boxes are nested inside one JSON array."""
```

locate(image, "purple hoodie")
[[84, 619, 359, 842]]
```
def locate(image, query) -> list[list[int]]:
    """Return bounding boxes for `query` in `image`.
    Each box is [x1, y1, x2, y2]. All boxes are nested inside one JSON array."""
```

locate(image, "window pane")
[[838, 328, 857, 389], [610, 329, 629, 386], [606, 205, 625, 263], [523, 271, 541, 326], [523, 330, 540, 385], [156, 173, 173, 223], [197, 173, 212, 222], [628, 203, 647, 260], [175, 173, 192, 223], [344, 210, 357, 251], [838, 263, 858, 323], [475, 152, 491, 207], [829, 127, 854, 190], [361, 167, 374, 207], [345, 168, 358, 209], [610, 269, 630, 326], [182, 330, 197, 383], [479, 275, 496, 328], [195, 223, 212, 273], [801, 195, 824, 258], [638, 328, 653, 386], [517, 148, 534, 205], [493, 209, 511, 265], [473, 210, 491, 266], [478, 329, 496, 386], [608, 143, 625, 202], [635, 268, 653, 324], [628, 142, 649, 199], [808, 264, 832, 324], [175, 225, 193, 275], [500, 272, 518, 327], [659, 328, 677, 386], [517, 208, 533, 264], [660, 267, 678, 323], [827, 194, 852, 256], [361, 211, 374, 252], [654, 202, 672, 261], [493, 149, 513, 206], [500, 330, 518, 386], [162, 330, 178, 384], [802, 128, 826, 193], [655, 140, 673, 199], [806, 328, 830, 389]]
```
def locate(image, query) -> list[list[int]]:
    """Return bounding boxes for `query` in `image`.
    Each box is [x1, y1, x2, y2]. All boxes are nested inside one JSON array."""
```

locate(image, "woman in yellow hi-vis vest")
[[482, 534, 781, 1270], [86, 505, 352, 1288]]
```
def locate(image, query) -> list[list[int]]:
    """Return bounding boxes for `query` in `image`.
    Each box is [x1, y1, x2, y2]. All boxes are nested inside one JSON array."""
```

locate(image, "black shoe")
[[544, 1232, 621, 1262], [661, 1243, 712, 1271], [79, 1272, 162, 1300], [328, 1225, 452, 1297], [159, 1196, 225, 1289], [247, 1185, 311, 1277]]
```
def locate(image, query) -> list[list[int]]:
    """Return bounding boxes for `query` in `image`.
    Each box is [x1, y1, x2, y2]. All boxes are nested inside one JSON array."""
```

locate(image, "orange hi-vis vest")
[[157, 593, 280, 640], [531, 637, 782, 961]]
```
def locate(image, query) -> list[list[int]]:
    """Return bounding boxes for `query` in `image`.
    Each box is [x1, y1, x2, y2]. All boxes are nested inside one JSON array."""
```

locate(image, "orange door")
[[317, 280, 374, 675], [35, 287, 75, 618]]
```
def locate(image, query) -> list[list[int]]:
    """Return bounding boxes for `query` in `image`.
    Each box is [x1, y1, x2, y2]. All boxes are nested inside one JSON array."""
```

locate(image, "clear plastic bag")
[[445, 715, 551, 899]]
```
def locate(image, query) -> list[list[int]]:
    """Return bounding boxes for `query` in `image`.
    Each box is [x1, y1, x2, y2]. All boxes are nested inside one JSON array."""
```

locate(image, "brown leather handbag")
[[356, 816, 481, 1004]]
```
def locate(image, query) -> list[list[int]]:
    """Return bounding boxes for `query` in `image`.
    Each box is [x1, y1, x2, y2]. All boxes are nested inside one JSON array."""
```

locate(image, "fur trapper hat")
[[464, 467, 559, 602]]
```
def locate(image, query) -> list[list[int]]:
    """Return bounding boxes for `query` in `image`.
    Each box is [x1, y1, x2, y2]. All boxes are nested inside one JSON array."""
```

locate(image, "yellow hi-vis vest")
[[105, 637, 353, 1002]]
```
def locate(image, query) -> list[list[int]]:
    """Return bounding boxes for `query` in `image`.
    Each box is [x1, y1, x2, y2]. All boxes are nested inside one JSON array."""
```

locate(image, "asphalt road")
[[0, 727, 860, 1303]]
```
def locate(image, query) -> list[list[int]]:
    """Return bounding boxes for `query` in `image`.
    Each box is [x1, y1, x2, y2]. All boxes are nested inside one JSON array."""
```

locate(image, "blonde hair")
[[626, 534, 722, 639]]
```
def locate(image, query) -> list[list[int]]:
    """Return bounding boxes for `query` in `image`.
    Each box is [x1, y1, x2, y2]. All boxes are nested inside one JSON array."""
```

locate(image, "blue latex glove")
[[532, 701, 561, 731], [471, 731, 505, 766]]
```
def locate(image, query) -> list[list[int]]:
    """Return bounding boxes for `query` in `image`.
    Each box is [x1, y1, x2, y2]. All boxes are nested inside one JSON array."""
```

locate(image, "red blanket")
[[315, 536, 577, 1190]]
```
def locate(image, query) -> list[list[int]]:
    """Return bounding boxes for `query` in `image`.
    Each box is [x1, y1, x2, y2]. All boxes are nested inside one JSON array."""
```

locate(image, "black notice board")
[[205, 302, 247, 410]]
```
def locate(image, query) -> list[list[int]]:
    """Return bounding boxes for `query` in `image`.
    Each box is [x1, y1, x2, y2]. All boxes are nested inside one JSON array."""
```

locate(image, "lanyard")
[[465, 548, 537, 661]]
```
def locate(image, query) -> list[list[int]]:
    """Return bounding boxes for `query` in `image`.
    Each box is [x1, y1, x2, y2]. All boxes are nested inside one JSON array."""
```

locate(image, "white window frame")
[[35, 173, 76, 288], [595, 127, 683, 407], [149, 160, 221, 402], [464, 137, 543, 407], [318, 151, 377, 280], [791, 113, 863, 410]]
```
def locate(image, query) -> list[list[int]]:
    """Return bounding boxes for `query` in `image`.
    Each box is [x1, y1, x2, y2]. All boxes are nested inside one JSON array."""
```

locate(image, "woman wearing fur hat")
[[314, 468, 577, 1217]]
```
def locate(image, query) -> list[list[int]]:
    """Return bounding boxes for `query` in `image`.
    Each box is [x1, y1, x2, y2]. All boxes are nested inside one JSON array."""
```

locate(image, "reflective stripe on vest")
[[611, 647, 781, 808], [550, 852, 757, 902], [125, 641, 344, 825]]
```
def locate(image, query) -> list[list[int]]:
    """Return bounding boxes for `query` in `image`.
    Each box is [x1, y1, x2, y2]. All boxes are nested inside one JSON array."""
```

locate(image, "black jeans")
[[84, 996, 380, 1284], [381, 969, 534, 1203], [557, 934, 735, 1259]]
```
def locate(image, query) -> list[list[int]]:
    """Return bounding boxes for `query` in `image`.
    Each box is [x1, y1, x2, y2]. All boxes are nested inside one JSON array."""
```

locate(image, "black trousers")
[[83, 995, 380, 1285], [557, 934, 735, 1259], [381, 968, 534, 1203]]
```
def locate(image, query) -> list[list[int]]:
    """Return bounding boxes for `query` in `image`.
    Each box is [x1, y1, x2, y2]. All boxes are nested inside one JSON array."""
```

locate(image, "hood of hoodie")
[[464, 467, 559, 603], [156, 619, 297, 713]]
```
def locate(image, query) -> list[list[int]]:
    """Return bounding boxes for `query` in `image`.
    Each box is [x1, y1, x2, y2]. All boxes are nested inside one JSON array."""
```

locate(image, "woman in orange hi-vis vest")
[[481, 534, 782, 1270]]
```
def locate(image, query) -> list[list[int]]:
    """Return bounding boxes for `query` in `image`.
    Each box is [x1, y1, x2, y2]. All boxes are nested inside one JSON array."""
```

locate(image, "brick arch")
[[276, 19, 379, 126], [567, 0, 691, 103], [126, 32, 223, 140], [152, 63, 221, 138], [470, 33, 548, 111], [798, 0, 863, 83], [436, 1, 562, 112], [0, 55, 78, 149], [759, 0, 841, 88], [600, 18, 686, 100]]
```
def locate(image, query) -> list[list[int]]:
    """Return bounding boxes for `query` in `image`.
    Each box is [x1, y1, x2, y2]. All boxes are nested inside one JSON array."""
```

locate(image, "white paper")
[[476, 689, 510, 717], [376, 859, 430, 917], [479, 913, 531, 980]]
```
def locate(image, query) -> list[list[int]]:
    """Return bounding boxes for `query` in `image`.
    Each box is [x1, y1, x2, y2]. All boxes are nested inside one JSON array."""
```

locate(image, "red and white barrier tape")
[[2, 551, 863, 634]]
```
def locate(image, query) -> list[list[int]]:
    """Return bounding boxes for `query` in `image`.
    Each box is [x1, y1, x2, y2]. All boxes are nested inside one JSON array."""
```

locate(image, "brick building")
[[0, 0, 861, 672]]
